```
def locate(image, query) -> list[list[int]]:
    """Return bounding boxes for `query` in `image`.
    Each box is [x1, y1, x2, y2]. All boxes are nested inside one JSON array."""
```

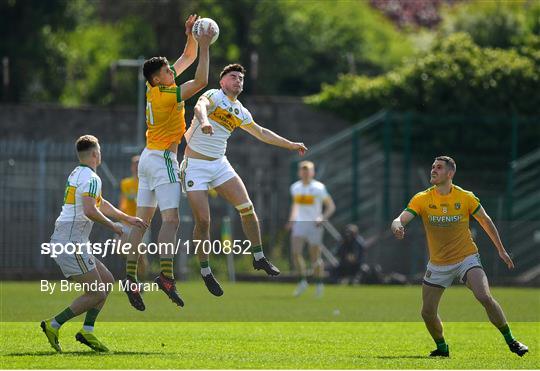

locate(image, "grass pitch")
[[0, 282, 538, 369]]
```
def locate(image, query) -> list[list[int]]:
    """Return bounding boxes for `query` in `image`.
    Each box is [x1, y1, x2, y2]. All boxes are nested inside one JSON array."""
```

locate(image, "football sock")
[[435, 338, 448, 352], [200, 260, 212, 276], [498, 324, 515, 344], [252, 245, 264, 260], [83, 308, 101, 332], [54, 307, 76, 327], [126, 260, 138, 281], [160, 257, 174, 279]]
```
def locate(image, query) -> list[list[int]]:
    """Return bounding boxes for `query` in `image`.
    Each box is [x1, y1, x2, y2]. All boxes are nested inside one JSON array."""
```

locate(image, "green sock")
[[83, 308, 101, 330], [435, 338, 448, 352], [126, 260, 138, 281], [160, 257, 174, 279], [54, 307, 76, 325], [498, 324, 515, 344]]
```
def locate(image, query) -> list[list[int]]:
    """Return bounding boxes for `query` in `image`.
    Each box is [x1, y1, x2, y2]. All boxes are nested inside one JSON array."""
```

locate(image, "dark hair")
[[435, 156, 456, 172], [220, 63, 246, 79], [76, 135, 99, 153], [143, 57, 169, 84]]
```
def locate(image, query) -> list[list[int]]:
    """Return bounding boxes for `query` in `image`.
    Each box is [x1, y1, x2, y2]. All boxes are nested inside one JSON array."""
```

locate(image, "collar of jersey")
[[221, 89, 237, 102], [432, 184, 454, 198], [78, 164, 96, 173]]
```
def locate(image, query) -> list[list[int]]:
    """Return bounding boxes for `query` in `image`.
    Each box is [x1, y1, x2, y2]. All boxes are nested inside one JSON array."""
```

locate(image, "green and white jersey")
[[184, 89, 254, 158], [51, 165, 102, 243]]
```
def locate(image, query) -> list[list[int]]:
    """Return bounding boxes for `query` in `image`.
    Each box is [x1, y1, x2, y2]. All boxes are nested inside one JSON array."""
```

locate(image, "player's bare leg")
[[291, 237, 308, 296], [187, 190, 223, 296], [153, 207, 184, 306], [466, 268, 528, 356], [309, 244, 324, 297], [123, 206, 155, 311], [216, 176, 280, 275], [421, 283, 449, 357]]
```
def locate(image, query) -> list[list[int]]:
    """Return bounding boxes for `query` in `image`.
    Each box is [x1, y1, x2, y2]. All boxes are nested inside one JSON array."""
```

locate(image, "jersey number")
[[146, 102, 155, 125]]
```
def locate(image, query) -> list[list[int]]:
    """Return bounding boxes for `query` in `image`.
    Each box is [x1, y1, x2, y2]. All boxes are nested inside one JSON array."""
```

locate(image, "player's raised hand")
[[499, 250, 515, 269], [112, 222, 124, 236], [185, 14, 199, 36], [290, 142, 307, 156], [126, 216, 148, 230]]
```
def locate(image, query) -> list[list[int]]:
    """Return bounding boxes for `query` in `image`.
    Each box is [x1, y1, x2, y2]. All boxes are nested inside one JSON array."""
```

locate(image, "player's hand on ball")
[[127, 216, 148, 230], [184, 14, 199, 36], [499, 250, 515, 269], [290, 142, 307, 156], [196, 26, 217, 46]]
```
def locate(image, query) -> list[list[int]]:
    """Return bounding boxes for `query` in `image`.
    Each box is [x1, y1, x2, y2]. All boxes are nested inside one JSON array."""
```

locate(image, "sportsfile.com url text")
[[40, 239, 252, 258]]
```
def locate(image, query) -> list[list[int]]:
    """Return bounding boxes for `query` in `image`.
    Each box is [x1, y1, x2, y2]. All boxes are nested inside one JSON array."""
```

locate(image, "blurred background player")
[[391, 156, 528, 358], [118, 155, 149, 282], [286, 161, 335, 297], [122, 15, 216, 311], [330, 224, 368, 285], [41, 135, 146, 353], [182, 63, 307, 296]]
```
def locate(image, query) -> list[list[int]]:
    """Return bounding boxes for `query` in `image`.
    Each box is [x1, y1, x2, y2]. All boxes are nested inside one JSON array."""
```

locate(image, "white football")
[[192, 18, 219, 44]]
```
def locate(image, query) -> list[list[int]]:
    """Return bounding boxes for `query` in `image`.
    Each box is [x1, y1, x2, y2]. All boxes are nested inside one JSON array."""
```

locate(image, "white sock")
[[253, 251, 265, 260], [201, 266, 212, 276], [50, 319, 61, 329], [83, 325, 94, 332]]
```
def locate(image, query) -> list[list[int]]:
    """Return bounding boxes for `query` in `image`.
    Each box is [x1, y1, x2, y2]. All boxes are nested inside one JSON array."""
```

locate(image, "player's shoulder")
[[413, 186, 435, 199], [203, 88, 222, 101], [311, 180, 327, 190], [453, 185, 477, 199], [291, 180, 303, 189]]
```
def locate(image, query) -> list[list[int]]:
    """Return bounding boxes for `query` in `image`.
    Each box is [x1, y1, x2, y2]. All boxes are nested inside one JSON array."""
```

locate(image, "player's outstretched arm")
[[391, 210, 414, 239], [179, 27, 216, 101], [241, 122, 307, 156], [171, 14, 199, 77], [473, 206, 515, 269], [82, 196, 123, 235], [194, 96, 214, 134], [100, 199, 148, 230]]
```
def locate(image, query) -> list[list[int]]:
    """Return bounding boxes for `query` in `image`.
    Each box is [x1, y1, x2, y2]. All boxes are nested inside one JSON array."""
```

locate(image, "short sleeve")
[[290, 184, 295, 197], [467, 192, 481, 215], [405, 193, 423, 217], [81, 177, 101, 199], [319, 184, 329, 199], [202, 89, 219, 111], [241, 107, 254, 127]]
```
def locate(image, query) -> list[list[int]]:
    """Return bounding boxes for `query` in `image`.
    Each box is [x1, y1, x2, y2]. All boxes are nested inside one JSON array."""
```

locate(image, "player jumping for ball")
[[122, 14, 217, 311], [391, 156, 528, 358], [182, 63, 307, 296]]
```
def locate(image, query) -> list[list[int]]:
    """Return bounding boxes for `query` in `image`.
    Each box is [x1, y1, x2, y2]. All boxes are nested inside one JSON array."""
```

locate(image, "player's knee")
[[236, 202, 255, 217], [194, 215, 211, 230], [421, 307, 436, 320], [161, 212, 179, 227]]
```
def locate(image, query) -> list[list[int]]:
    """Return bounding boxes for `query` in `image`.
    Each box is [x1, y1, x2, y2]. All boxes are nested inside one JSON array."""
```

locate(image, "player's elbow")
[[83, 204, 98, 220]]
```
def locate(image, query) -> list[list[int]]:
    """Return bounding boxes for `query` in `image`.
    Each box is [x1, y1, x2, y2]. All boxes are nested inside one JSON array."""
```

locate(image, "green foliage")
[[307, 33, 540, 120], [58, 17, 155, 106], [441, 0, 540, 48], [250, 0, 414, 94]]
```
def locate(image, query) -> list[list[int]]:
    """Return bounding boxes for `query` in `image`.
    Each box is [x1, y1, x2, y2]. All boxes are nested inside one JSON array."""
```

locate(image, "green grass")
[[0, 282, 539, 369]]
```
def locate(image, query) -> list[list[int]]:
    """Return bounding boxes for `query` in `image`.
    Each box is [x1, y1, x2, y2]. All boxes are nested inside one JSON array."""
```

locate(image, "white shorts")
[[180, 156, 237, 192], [292, 221, 324, 246], [137, 148, 181, 210], [50, 240, 96, 278], [423, 253, 483, 289], [138, 148, 180, 191]]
